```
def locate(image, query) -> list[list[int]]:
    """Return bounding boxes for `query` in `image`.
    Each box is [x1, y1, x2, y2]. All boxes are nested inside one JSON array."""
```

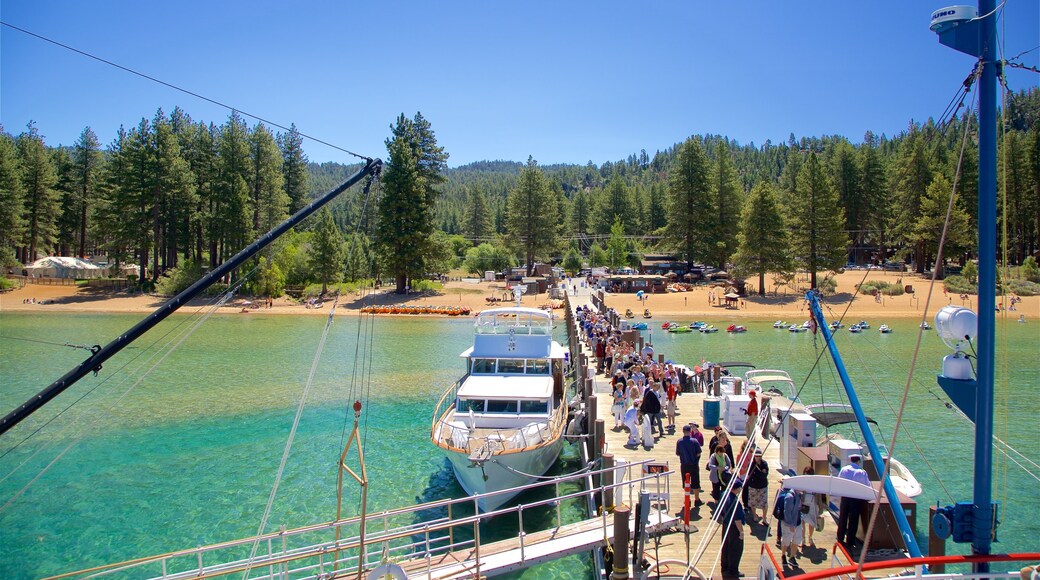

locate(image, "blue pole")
[[805, 293, 923, 558], [973, 0, 997, 571]]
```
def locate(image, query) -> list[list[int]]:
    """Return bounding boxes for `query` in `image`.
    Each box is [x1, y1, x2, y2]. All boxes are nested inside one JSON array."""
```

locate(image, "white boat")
[[744, 369, 799, 402], [773, 320, 787, 328], [788, 324, 807, 332], [849, 323, 863, 333], [430, 305, 568, 512], [857, 320, 870, 329], [921, 321, 932, 330], [699, 324, 718, 333], [879, 324, 893, 333], [804, 403, 923, 498]]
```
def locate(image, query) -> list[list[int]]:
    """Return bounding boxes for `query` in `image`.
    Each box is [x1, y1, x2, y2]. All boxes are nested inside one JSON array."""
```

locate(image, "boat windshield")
[[469, 358, 551, 375], [456, 398, 550, 415]]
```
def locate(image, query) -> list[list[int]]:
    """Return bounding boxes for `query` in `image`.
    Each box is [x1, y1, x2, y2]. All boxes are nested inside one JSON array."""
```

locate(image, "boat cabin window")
[[519, 400, 549, 414], [457, 399, 485, 413], [526, 359, 549, 374], [486, 399, 518, 413], [497, 359, 525, 374], [471, 358, 496, 373]]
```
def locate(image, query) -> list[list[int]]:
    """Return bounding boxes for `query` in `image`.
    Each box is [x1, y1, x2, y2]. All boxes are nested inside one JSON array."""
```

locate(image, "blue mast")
[[804, 294, 923, 558], [932, 1, 997, 572]]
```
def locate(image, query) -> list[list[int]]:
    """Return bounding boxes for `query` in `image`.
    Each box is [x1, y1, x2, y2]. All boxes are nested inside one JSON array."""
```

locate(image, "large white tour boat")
[[430, 304, 568, 511]]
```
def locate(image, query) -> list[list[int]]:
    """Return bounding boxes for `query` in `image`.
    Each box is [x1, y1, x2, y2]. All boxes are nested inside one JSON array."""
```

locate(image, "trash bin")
[[702, 397, 721, 428]]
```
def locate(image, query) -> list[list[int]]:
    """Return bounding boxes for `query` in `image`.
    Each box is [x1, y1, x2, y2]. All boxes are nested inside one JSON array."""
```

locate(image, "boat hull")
[[445, 438, 564, 511]]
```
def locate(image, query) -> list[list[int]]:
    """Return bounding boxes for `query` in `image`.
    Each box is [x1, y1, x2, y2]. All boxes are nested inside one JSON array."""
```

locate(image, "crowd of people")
[[575, 302, 880, 577]]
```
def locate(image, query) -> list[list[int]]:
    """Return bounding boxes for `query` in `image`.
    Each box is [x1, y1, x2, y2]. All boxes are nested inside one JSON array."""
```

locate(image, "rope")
[[490, 458, 598, 480], [856, 62, 982, 577], [998, 21, 1011, 515], [242, 294, 340, 577], [0, 335, 99, 352], [0, 21, 372, 162]]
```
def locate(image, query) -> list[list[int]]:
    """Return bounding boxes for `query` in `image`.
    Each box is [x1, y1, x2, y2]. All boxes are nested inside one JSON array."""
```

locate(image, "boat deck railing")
[[430, 381, 568, 455], [46, 458, 670, 580]]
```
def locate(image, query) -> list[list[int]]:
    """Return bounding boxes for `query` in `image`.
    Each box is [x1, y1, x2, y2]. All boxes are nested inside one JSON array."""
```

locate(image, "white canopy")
[[25, 256, 103, 279]]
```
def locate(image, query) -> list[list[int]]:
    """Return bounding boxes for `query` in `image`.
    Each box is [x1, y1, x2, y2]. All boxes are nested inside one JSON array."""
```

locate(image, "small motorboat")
[[920, 321, 931, 330], [689, 321, 707, 330], [801, 320, 812, 329], [630, 322, 648, 330], [857, 321, 870, 329], [879, 324, 893, 333], [668, 325, 693, 333], [662, 321, 677, 330], [848, 324, 863, 333], [788, 324, 807, 333], [625, 309, 634, 318], [726, 324, 747, 333], [699, 325, 719, 333], [829, 321, 843, 330], [643, 309, 652, 319], [773, 320, 787, 328]]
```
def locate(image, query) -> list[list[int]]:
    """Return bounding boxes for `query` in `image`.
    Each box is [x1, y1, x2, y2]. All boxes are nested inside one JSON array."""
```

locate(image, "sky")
[[1, 1, 1037, 168]]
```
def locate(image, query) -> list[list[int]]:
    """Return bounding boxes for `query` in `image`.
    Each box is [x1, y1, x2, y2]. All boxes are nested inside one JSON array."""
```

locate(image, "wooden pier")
[[568, 286, 851, 579]]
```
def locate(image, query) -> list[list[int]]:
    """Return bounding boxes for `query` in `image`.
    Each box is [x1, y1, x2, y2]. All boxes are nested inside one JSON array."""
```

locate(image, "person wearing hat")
[[836, 453, 871, 546], [744, 389, 759, 439], [715, 478, 746, 578], [676, 424, 705, 507], [747, 446, 770, 523]]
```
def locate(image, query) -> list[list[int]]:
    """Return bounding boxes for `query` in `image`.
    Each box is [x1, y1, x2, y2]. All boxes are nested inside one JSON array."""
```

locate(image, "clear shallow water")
[[0, 311, 1036, 578], [0, 312, 588, 579]]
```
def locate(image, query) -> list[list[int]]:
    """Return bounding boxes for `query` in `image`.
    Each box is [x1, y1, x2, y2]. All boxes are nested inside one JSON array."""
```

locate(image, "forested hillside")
[[1, 88, 1037, 297]]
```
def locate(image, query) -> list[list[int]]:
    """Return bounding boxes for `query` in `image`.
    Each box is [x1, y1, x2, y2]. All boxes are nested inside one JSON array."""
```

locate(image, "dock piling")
[[612, 505, 631, 580]]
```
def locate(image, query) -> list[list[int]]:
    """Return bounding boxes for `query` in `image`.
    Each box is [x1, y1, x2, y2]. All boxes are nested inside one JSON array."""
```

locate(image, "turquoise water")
[[0, 311, 1036, 578], [0, 312, 588, 579]]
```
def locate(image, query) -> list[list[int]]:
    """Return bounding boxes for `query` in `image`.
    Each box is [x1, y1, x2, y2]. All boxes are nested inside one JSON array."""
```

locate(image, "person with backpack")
[[779, 484, 803, 568], [772, 487, 789, 549]]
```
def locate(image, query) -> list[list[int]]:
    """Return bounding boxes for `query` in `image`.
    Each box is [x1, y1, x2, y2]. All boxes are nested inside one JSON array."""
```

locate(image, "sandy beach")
[[1, 269, 1034, 322]]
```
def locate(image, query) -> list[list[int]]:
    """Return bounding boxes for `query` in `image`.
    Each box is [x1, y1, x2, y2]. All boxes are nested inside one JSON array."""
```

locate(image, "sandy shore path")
[[2, 269, 1034, 321]]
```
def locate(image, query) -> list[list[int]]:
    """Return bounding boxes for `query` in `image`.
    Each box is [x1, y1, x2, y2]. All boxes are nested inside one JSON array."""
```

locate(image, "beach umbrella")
[[636, 290, 644, 298]]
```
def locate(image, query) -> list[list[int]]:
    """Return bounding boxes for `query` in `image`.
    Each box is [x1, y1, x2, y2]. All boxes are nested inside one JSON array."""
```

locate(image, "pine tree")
[[912, 172, 970, 278], [732, 182, 791, 296], [344, 232, 371, 282], [830, 140, 862, 263], [506, 156, 557, 276], [0, 130, 25, 257], [707, 143, 742, 268], [54, 146, 79, 256], [665, 138, 712, 266], [309, 207, 345, 293], [215, 112, 252, 269], [593, 169, 634, 234], [647, 182, 667, 231], [378, 113, 444, 293], [248, 123, 288, 236], [17, 122, 59, 262], [72, 127, 103, 258], [893, 131, 935, 272], [858, 132, 890, 264], [606, 216, 628, 270], [463, 186, 492, 243], [788, 151, 847, 288], [278, 124, 309, 214]]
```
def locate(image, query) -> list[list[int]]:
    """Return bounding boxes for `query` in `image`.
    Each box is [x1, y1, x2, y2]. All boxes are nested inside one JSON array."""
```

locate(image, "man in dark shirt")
[[716, 479, 747, 578], [675, 425, 704, 506]]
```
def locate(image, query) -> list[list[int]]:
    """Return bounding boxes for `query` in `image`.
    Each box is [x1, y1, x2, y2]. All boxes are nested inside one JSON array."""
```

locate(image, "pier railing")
[[46, 458, 671, 580]]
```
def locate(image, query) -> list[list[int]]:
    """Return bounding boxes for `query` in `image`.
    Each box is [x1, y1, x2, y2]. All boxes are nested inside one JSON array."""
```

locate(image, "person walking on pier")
[[676, 425, 705, 507], [716, 479, 746, 578]]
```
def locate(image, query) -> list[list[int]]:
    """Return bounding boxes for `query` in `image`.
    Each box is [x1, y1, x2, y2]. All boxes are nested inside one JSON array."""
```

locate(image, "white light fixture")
[[935, 305, 977, 380]]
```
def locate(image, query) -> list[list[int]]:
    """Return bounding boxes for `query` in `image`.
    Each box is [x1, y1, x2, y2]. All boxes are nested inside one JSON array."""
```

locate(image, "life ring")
[[367, 562, 407, 579]]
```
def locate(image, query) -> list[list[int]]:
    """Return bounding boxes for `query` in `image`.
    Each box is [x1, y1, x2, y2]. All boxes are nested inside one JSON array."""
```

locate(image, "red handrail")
[[786, 552, 1040, 580], [760, 543, 786, 579]]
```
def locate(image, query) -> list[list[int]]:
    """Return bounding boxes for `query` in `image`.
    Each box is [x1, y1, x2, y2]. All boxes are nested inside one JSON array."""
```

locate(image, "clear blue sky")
[[2, 1, 1037, 167]]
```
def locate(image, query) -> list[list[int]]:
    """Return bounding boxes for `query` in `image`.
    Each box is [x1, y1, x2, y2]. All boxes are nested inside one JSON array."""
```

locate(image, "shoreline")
[[1, 269, 1033, 321]]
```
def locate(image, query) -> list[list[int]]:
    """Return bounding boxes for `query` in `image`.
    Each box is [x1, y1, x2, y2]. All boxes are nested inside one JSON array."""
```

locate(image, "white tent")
[[24, 256, 104, 279]]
